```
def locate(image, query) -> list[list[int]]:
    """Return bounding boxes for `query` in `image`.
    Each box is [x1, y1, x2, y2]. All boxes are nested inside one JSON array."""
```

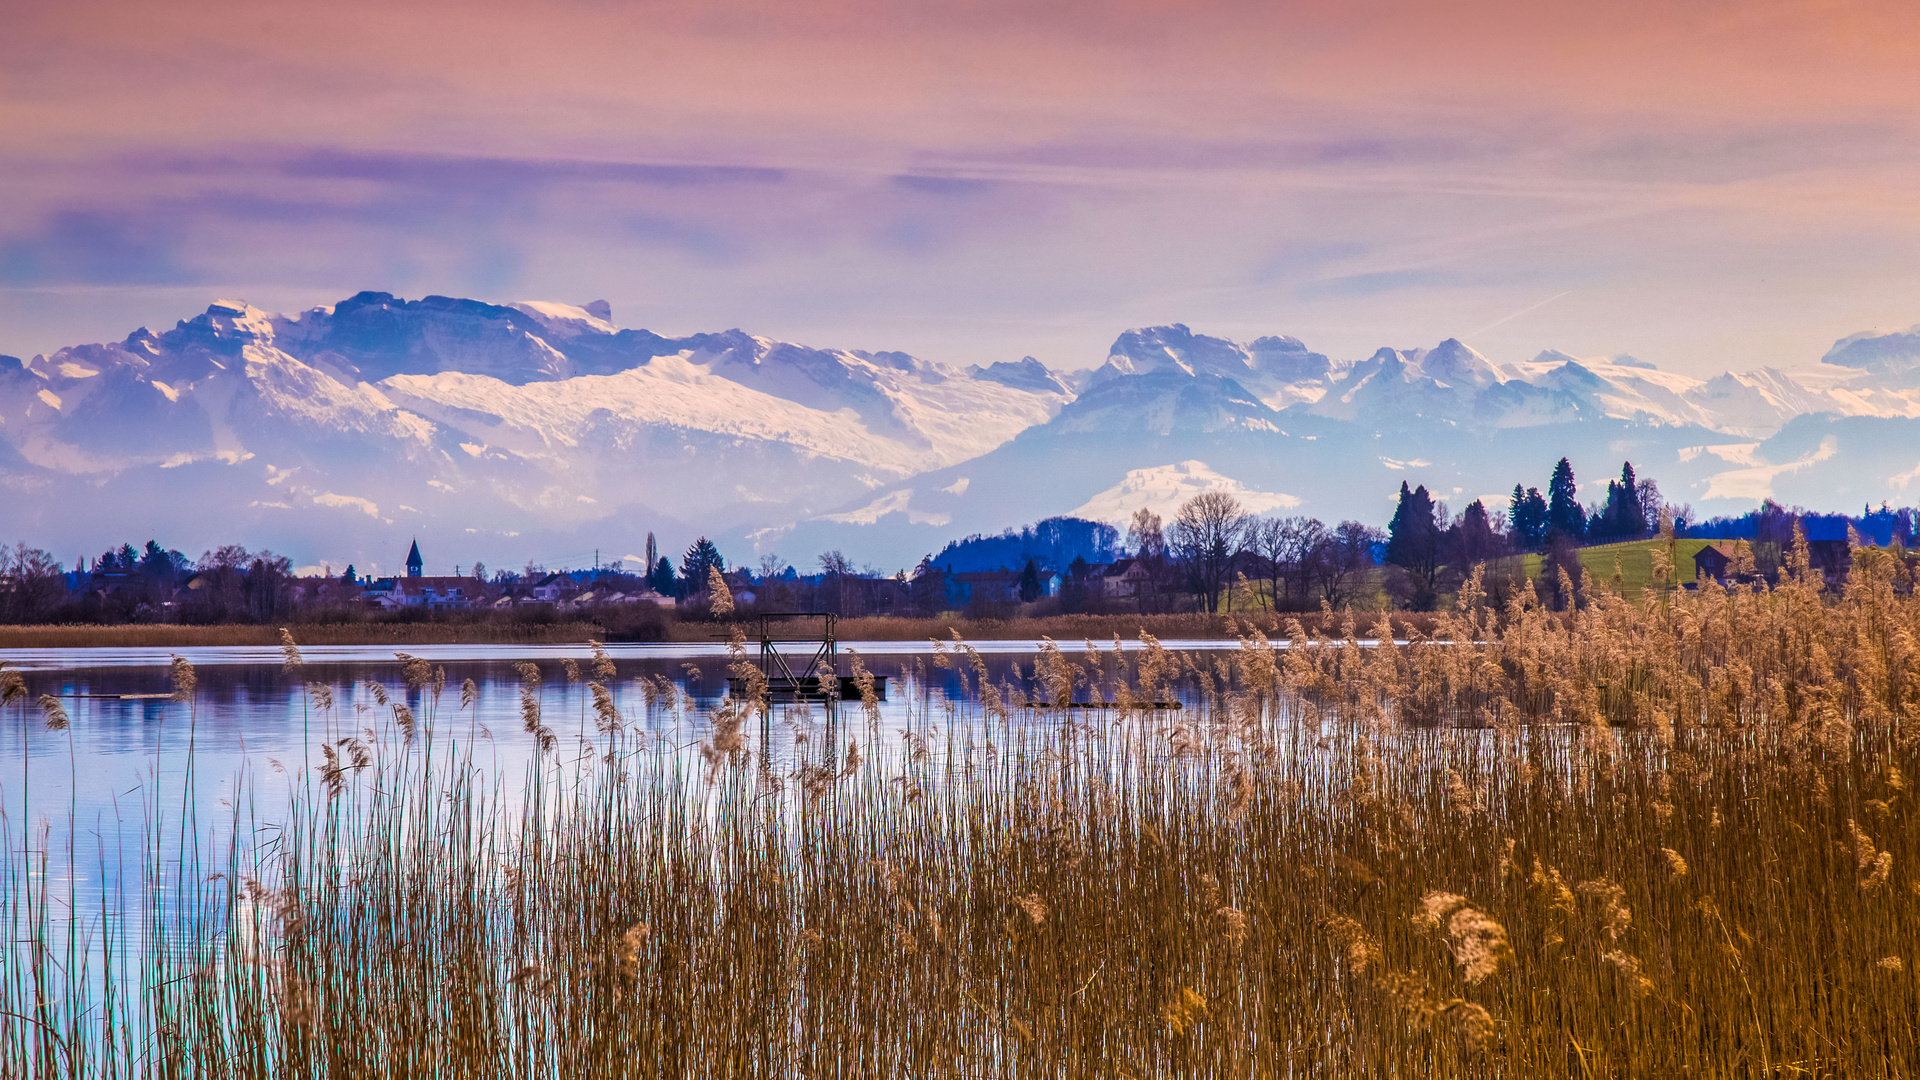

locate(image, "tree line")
[[14, 454, 1920, 626], [1085, 457, 1677, 614]]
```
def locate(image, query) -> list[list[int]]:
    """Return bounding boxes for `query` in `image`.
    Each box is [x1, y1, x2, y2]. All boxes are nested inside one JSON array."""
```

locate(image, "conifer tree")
[[1385, 481, 1443, 608], [1019, 558, 1043, 602], [682, 538, 724, 597], [1509, 484, 1550, 550], [1547, 458, 1585, 542]]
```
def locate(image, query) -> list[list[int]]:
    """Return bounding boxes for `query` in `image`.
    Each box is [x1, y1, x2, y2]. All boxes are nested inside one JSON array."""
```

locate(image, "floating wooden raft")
[[60, 693, 174, 700], [1020, 700, 1182, 710]]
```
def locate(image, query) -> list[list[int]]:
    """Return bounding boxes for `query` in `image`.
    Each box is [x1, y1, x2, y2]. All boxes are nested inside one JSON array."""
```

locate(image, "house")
[[949, 569, 1021, 605], [1693, 544, 1743, 584], [1096, 558, 1153, 599], [362, 541, 475, 608], [288, 576, 364, 606], [530, 573, 583, 604], [390, 576, 482, 609]]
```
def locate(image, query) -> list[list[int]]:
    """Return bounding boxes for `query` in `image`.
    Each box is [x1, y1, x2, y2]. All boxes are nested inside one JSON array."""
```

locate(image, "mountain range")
[[5, 292, 1920, 575]]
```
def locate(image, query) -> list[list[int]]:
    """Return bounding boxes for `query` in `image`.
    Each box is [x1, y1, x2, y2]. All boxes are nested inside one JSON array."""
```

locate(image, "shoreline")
[[0, 610, 1444, 650]]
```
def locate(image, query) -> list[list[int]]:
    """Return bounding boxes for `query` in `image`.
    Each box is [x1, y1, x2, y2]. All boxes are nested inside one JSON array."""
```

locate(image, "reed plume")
[[36, 693, 68, 730]]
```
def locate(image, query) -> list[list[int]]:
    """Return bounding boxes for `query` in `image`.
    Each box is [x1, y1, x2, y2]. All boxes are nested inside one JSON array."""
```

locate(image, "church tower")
[[406, 539, 423, 578]]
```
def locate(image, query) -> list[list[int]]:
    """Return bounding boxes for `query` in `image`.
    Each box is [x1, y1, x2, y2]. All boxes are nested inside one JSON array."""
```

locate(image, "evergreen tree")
[[1449, 499, 1501, 565], [1018, 558, 1043, 602], [650, 557, 676, 596], [1385, 482, 1443, 608], [1547, 458, 1585, 542], [1061, 555, 1091, 613], [1589, 462, 1646, 541], [1609, 462, 1644, 538], [681, 538, 724, 595], [1385, 483, 1440, 572], [1619, 462, 1640, 531], [1508, 484, 1549, 549]]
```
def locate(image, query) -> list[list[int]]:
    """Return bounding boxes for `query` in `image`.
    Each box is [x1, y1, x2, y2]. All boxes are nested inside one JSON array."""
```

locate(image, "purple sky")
[[4, 0, 1920, 374]]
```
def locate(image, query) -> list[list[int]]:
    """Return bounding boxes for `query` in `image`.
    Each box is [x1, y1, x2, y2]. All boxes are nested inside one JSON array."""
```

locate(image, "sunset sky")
[[4, 0, 1919, 374]]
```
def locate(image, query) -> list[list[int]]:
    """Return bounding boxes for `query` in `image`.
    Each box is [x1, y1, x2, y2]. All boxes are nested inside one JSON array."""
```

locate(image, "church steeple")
[[406, 539, 423, 578]]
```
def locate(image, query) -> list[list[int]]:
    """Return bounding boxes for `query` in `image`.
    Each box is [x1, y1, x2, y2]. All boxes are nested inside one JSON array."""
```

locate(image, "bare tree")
[[1126, 509, 1165, 559], [1253, 515, 1327, 610], [818, 550, 854, 614], [0, 543, 66, 623], [1313, 521, 1382, 609], [1126, 509, 1175, 613], [245, 551, 294, 621], [1251, 518, 1285, 611], [1168, 493, 1252, 614], [1280, 517, 1327, 607]]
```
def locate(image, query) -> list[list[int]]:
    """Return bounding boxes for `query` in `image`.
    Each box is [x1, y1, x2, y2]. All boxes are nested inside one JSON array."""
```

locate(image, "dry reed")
[[3, 531, 1918, 1076]]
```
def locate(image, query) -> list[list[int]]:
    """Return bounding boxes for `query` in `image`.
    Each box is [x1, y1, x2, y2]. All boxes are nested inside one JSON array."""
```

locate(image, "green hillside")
[[1518, 538, 1714, 599]]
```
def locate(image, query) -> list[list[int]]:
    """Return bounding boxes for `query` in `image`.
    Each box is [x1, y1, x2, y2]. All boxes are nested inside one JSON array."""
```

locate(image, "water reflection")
[[0, 639, 1246, 900]]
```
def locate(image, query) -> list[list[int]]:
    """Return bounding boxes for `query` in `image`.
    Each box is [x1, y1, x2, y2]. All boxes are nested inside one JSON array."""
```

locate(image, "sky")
[[3, 0, 1920, 375]]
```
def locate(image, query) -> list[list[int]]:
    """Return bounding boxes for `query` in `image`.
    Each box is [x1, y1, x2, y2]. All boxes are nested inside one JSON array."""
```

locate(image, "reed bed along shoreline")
[[0, 610, 1446, 649], [3, 539, 1919, 1077]]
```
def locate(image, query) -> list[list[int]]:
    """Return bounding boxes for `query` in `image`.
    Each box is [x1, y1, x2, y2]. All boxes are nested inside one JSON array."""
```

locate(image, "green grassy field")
[[1519, 537, 1714, 598]]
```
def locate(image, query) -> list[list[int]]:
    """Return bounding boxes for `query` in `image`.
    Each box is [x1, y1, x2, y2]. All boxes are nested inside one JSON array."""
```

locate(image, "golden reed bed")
[[3, 533, 1916, 1077]]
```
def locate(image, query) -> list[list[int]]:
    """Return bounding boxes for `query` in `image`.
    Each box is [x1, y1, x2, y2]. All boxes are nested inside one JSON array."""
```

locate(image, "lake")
[[0, 637, 1257, 902]]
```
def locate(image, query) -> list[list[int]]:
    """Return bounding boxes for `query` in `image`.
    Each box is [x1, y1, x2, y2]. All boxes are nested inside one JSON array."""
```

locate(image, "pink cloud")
[[1, 0, 1918, 373]]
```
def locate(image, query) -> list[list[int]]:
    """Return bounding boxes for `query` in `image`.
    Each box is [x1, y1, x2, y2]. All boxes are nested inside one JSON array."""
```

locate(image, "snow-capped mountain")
[[0, 293, 1068, 572], [1823, 324, 1920, 377], [7, 298, 1920, 573], [769, 325, 1920, 566], [1090, 324, 1337, 409]]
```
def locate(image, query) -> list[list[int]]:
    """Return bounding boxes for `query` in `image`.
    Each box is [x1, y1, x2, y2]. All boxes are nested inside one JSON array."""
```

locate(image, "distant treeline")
[[8, 456, 1920, 626], [1687, 501, 1916, 546], [928, 517, 1121, 574]]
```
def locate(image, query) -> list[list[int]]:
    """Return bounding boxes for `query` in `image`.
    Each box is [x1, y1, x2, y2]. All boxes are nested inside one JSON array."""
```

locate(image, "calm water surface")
[[1, 638, 1252, 897]]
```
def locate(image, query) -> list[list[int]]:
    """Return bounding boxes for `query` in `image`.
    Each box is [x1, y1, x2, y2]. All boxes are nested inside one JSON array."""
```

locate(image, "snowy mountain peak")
[[508, 300, 618, 336], [1247, 335, 1338, 382], [1413, 338, 1502, 389], [1823, 324, 1920, 373], [971, 356, 1072, 395], [1106, 323, 1256, 379], [1527, 348, 1583, 368], [166, 300, 281, 352], [1097, 324, 1336, 409]]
